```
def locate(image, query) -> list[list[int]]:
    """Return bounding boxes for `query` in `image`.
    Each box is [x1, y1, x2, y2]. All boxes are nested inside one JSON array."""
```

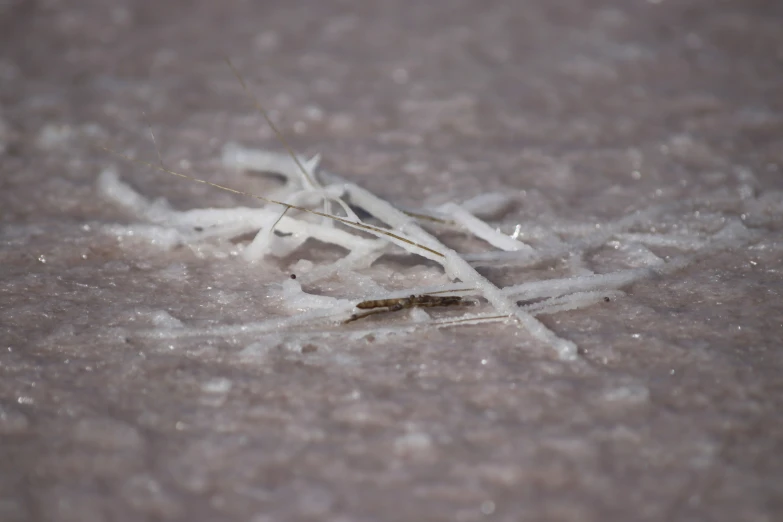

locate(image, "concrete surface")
[[1, 0, 782, 520]]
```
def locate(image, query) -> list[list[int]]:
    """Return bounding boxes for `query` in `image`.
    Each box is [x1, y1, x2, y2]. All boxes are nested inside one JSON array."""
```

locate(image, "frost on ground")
[[98, 143, 782, 360]]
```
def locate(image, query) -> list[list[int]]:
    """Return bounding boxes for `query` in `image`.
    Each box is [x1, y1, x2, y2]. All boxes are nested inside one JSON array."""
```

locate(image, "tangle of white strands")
[[224, 145, 580, 358], [98, 139, 768, 360]]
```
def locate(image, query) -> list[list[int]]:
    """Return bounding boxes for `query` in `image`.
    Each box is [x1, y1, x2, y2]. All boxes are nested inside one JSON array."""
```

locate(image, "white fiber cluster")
[[99, 142, 776, 360]]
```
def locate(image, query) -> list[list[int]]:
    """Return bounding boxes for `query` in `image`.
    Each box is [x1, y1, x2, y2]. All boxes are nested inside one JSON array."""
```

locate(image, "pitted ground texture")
[[1, 1, 783, 521]]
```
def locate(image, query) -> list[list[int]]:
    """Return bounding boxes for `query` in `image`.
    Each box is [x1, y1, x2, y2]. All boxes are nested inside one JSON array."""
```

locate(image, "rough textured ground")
[[2, 0, 783, 521]]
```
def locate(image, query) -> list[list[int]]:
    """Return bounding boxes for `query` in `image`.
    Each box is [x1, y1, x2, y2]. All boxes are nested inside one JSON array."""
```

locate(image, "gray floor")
[[2, 0, 782, 520]]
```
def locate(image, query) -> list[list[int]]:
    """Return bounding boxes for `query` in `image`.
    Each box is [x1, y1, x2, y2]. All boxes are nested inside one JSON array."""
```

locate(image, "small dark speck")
[[194, 226, 204, 232], [604, 296, 611, 302], [301, 344, 317, 353], [290, 274, 297, 279]]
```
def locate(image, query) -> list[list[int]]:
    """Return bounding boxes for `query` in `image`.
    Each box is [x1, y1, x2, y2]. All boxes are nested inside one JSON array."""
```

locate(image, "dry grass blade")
[[223, 57, 317, 189]]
